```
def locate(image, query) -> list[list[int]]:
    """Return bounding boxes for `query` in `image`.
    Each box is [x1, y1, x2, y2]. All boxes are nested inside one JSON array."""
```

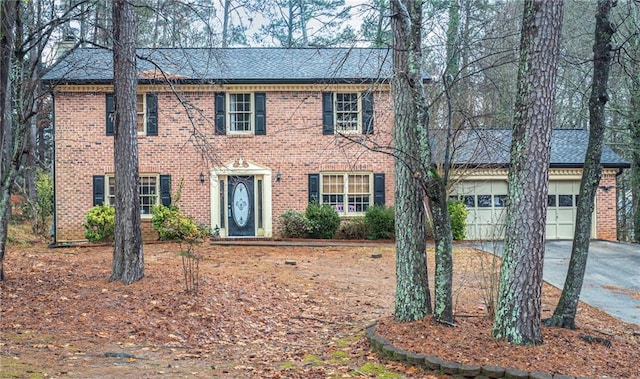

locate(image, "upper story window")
[[322, 91, 374, 135], [215, 92, 266, 135], [334, 93, 360, 133], [106, 93, 158, 136], [229, 93, 252, 132]]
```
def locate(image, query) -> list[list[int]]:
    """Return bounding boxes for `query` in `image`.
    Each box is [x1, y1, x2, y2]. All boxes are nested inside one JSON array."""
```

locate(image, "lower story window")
[[321, 173, 372, 214], [107, 174, 159, 215]]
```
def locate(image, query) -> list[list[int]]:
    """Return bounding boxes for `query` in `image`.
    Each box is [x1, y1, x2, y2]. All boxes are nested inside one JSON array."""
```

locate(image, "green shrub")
[[305, 202, 340, 239], [32, 170, 54, 235], [448, 200, 468, 241], [83, 204, 115, 242], [365, 205, 395, 240], [278, 209, 311, 238], [337, 217, 368, 239], [151, 204, 202, 242]]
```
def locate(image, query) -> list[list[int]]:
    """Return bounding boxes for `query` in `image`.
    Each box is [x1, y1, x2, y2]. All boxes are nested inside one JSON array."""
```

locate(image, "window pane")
[[348, 195, 370, 213], [464, 195, 475, 208], [559, 195, 573, 207], [322, 174, 344, 193], [494, 195, 507, 207], [139, 176, 157, 214], [348, 174, 369, 194], [107, 176, 116, 206], [477, 195, 492, 207], [219, 180, 225, 229], [257, 179, 263, 229], [335, 93, 359, 133], [137, 94, 145, 133], [230, 93, 252, 132], [548, 195, 556, 207]]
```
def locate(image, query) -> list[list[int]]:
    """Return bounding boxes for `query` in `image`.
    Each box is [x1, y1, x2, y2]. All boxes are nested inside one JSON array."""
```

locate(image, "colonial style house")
[[44, 47, 628, 243]]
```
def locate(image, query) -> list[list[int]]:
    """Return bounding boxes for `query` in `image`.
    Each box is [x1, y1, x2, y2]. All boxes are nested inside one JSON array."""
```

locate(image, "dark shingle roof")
[[441, 129, 629, 168], [43, 47, 411, 84]]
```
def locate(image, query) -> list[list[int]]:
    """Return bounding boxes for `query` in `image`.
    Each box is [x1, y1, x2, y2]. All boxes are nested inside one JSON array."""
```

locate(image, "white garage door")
[[451, 180, 582, 240], [546, 181, 580, 240], [451, 181, 508, 240]]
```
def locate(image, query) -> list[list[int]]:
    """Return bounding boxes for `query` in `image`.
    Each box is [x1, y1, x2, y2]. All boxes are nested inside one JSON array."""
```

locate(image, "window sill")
[[227, 133, 255, 138]]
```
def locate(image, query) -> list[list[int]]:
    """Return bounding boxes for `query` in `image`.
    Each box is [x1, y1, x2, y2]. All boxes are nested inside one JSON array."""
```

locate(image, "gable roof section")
[[441, 129, 629, 169], [43, 47, 414, 85]]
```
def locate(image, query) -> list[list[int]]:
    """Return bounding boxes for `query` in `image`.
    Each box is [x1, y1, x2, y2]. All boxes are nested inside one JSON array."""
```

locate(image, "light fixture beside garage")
[[199, 172, 205, 184]]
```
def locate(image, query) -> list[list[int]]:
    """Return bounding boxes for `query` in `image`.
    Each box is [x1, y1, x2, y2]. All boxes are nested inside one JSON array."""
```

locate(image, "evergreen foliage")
[[305, 202, 341, 239], [365, 205, 395, 240], [447, 200, 468, 241], [278, 209, 312, 238], [83, 204, 115, 243]]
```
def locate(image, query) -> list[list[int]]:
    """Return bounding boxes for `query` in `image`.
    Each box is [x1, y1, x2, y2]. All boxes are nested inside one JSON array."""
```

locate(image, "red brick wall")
[[595, 172, 618, 241], [53, 88, 395, 242]]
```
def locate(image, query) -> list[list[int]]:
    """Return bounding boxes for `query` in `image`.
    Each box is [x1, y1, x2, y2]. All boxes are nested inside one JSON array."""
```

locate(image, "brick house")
[[44, 47, 629, 243]]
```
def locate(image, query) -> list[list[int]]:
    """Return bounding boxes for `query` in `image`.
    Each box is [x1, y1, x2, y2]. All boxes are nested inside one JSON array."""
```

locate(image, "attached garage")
[[441, 129, 629, 242], [452, 179, 585, 241]]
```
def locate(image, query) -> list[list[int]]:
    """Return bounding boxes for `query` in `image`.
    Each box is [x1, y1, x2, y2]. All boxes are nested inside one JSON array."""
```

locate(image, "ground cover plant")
[[1, 224, 638, 378]]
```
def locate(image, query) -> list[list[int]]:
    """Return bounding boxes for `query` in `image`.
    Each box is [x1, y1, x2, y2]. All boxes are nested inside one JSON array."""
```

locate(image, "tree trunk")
[[391, 0, 432, 322], [110, 0, 144, 285], [428, 177, 453, 323], [492, 0, 564, 346], [631, 49, 640, 243], [546, 0, 615, 330], [0, 0, 19, 281]]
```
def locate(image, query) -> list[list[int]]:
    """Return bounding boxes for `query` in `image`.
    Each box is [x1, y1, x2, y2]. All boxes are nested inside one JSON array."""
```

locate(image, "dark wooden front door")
[[228, 176, 255, 236]]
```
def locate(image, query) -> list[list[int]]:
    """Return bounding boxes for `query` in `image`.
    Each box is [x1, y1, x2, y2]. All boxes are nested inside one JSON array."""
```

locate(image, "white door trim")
[[210, 158, 273, 238]]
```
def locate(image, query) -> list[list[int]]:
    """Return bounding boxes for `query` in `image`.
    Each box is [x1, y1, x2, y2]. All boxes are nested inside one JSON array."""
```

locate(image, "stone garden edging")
[[365, 322, 605, 379]]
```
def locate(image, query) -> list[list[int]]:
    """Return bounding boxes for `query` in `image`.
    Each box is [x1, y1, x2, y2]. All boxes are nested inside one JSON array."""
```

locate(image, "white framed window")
[[106, 174, 159, 216], [334, 93, 361, 133], [228, 93, 253, 133], [321, 173, 372, 214], [136, 94, 146, 134]]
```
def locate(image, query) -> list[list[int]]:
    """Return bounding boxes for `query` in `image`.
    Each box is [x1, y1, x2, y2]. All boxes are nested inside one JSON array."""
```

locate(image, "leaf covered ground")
[[1, 234, 639, 378]]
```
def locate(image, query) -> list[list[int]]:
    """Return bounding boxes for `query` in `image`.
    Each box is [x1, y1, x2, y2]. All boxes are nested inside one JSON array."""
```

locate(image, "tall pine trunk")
[[391, 0, 432, 321], [492, 0, 564, 345], [0, 0, 19, 281], [546, 0, 615, 329], [110, 0, 144, 285]]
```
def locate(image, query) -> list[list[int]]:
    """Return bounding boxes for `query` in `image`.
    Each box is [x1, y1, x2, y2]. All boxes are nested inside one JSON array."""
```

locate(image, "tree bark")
[[0, 0, 20, 281], [492, 0, 564, 346], [631, 43, 640, 243], [391, 0, 432, 322], [428, 177, 453, 323], [110, 0, 144, 285], [546, 0, 615, 330]]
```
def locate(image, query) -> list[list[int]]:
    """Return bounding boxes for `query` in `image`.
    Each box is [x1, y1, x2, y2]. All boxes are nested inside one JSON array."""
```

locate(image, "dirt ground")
[[1, 236, 639, 378]]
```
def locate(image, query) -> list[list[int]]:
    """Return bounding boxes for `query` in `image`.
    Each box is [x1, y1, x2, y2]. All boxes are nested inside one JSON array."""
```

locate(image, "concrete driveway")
[[468, 240, 640, 326]]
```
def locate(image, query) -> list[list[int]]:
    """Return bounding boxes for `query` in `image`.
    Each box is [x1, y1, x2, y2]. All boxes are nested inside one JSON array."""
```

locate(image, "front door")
[[228, 176, 255, 236]]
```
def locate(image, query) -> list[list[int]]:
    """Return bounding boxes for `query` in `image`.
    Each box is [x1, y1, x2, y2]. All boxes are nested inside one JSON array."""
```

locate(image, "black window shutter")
[[373, 173, 385, 205], [308, 174, 320, 203], [254, 92, 266, 135], [362, 91, 374, 134], [214, 92, 226, 135], [322, 92, 334, 135], [106, 94, 114, 136], [160, 175, 171, 206], [93, 175, 105, 206], [146, 93, 158, 136]]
